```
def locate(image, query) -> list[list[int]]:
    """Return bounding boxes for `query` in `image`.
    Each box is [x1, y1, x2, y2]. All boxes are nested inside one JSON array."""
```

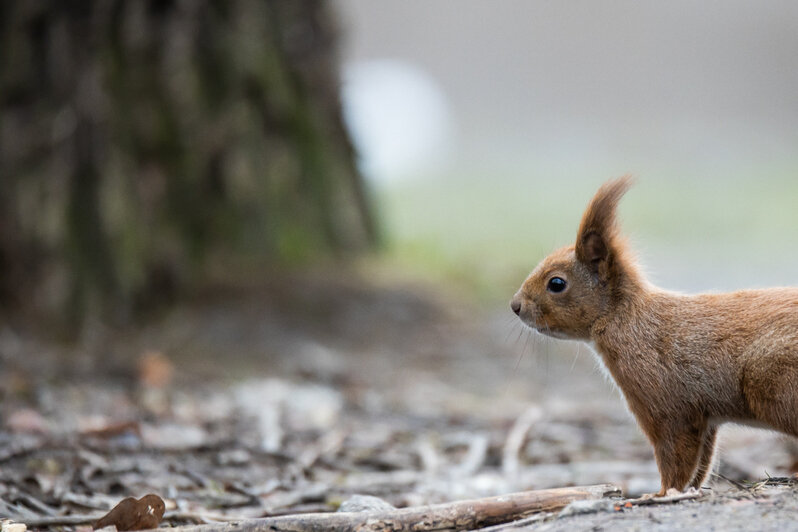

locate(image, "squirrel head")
[[511, 176, 640, 340]]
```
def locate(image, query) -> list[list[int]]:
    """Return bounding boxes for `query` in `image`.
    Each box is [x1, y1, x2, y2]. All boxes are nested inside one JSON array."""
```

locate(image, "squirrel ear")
[[575, 176, 633, 277], [580, 231, 608, 273]]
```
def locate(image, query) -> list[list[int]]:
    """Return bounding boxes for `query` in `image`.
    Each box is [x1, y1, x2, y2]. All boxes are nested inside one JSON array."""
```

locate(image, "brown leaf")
[[6, 408, 49, 434], [80, 420, 141, 439], [93, 494, 165, 531], [138, 350, 173, 389]]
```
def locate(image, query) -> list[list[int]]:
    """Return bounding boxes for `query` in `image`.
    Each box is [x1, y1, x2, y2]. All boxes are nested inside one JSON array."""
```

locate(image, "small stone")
[[338, 494, 396, 513], [216, 448, 251, 466], [558, 498, 616, 518], [1, 520, 27, 532]]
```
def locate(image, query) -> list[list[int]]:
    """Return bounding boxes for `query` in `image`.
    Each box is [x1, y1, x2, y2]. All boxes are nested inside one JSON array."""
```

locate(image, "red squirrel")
[[511, 176, 798, 495]]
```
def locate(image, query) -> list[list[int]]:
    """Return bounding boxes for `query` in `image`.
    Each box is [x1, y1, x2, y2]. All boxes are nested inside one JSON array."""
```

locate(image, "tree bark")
[[0, 0, 375, 328]]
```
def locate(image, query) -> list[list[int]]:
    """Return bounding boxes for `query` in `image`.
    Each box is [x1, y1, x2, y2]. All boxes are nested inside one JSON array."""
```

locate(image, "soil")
[[1, 269, 796, 530]]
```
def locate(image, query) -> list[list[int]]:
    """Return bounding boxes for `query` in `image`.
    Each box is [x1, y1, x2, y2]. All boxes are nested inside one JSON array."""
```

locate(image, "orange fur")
[[511, 177, 798, 495]]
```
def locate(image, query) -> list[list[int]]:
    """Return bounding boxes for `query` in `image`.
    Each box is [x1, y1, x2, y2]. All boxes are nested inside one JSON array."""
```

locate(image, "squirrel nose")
[[510, 298, 522, 316]]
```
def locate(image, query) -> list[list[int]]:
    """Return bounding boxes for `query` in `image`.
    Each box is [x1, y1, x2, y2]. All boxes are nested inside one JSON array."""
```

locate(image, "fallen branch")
[[147, 484, 621, 532], [624, 488, 704, 507]]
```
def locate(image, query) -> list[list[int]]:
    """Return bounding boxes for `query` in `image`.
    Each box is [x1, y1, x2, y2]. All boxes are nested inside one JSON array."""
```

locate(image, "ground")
[[1, 268, 797, 530]]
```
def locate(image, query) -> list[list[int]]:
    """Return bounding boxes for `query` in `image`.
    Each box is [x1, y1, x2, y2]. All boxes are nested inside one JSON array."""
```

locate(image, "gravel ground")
[[535, 486, 798, 532], [1, 271, 797, 529]]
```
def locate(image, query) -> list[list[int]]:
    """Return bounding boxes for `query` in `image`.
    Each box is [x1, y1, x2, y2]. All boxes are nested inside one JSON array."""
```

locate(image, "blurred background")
[[3, 0, 798, 329], [2, 0, 798, 513], [335, 0, 798, 299]]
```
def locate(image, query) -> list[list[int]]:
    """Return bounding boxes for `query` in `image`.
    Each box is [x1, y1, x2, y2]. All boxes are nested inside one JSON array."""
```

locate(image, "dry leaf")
[[81, 420, 141, 439], [1, 519, 27, 532], [93, 494, 165, 531], [138, 351, 173, 388], [6, 409, 49, 434]]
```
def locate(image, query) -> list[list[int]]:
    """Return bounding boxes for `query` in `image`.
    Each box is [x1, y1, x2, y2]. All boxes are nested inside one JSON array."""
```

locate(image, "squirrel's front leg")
[[651, 422, 705, 495]]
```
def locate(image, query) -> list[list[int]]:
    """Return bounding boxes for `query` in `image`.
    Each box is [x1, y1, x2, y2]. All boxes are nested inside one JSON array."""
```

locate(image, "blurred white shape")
[[341, 59, 453, 183], [234, 378, 343, 453]]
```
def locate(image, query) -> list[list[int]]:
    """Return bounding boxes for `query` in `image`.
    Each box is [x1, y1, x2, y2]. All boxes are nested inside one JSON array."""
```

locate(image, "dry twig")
[[624, 488, 704, 507], [502, 406, 542, 476], [144, 484, 621, 532]]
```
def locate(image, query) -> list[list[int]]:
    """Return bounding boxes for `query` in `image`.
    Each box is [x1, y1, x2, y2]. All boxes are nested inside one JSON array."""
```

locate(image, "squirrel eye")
[[547, 277, 567, 293]]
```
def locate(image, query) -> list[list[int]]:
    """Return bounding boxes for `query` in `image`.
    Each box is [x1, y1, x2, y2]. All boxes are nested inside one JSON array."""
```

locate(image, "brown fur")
[[511, 176, 798, 495]]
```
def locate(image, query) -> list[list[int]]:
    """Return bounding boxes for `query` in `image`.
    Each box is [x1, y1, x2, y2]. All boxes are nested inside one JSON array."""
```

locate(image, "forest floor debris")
[[1, 272, 797, 530]]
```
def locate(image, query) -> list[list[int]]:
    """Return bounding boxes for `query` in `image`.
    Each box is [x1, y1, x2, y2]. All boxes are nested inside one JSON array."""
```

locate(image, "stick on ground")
[[151, 483, 621, 532]]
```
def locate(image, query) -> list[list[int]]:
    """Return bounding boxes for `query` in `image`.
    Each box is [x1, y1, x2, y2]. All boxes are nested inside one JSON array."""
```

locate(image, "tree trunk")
[[0, 0, 375, 329]]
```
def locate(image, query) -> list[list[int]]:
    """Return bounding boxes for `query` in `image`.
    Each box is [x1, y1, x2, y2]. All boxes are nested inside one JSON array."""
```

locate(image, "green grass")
[[374, 168, 798, 304]]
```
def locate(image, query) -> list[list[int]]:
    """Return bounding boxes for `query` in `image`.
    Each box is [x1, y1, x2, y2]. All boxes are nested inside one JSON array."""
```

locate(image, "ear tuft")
[[575, 175, 634, 276]]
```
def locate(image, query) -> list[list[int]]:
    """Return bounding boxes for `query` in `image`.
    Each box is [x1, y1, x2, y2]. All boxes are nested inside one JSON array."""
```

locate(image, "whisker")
[[514, 344, 525, 371], [511, 326, 526, 351], [515, 327, 533, 370], [504, 318, 520, 343], [542, 319, 552, 383], [570, 343, 582, 372]]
